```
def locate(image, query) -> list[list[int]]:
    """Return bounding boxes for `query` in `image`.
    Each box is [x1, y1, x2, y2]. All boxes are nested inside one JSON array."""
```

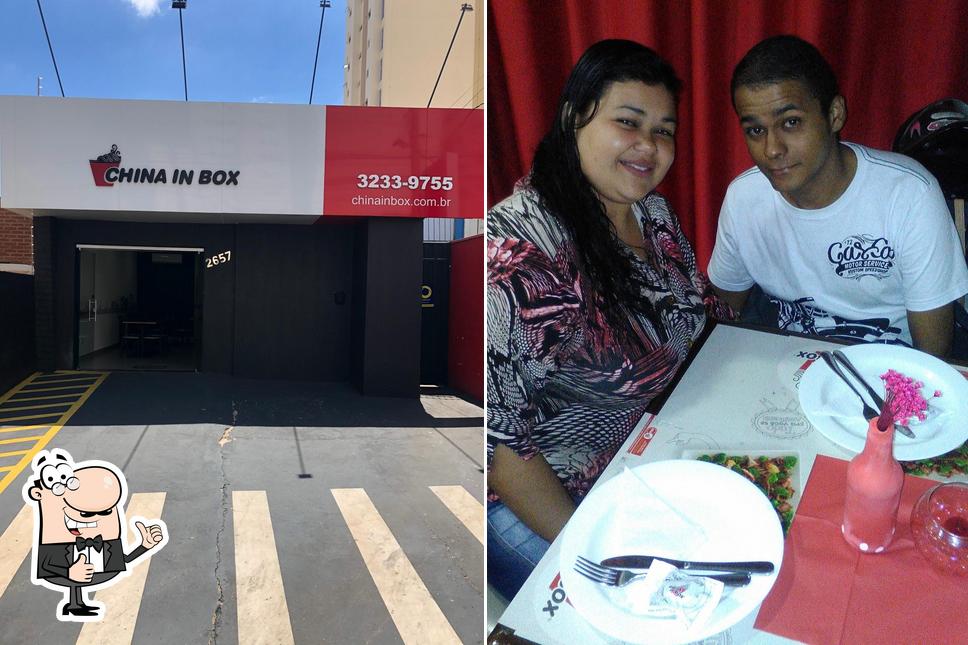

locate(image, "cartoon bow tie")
[[75, 536, 103, 552]]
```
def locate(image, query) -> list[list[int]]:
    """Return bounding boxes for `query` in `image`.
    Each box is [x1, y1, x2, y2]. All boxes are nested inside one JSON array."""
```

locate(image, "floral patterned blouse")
[[487, 187, 731, 502]]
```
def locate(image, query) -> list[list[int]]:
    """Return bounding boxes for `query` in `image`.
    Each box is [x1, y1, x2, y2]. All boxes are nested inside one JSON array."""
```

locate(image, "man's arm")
[[488, 443, 576, 543], [711, 284, 752, 316], [38, 547, 70, 578], [907, 303, 954, 357]]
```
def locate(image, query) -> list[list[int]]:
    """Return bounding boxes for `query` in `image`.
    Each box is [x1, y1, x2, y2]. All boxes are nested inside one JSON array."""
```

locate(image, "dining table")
[[487, 321, 968, 645]]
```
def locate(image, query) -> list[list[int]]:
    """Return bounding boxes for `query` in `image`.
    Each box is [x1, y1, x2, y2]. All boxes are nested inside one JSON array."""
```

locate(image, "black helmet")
[[893, 98, 968, 197]]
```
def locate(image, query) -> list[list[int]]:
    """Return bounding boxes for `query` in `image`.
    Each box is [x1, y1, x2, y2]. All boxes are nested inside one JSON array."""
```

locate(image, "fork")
[[819, 352, 879, 421], [832, 350, 915, 438], [574, 556, 751, 588]]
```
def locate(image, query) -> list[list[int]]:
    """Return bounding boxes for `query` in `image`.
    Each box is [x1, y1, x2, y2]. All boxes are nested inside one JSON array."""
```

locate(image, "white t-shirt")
[[708, 142, 968, 346]]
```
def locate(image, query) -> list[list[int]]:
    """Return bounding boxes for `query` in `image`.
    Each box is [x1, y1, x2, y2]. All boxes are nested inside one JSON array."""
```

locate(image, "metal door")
[[420, 242, 451, 384]]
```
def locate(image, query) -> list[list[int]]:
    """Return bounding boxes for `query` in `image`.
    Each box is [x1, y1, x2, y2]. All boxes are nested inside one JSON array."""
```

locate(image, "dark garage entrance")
[[75, 245, 202, 371]]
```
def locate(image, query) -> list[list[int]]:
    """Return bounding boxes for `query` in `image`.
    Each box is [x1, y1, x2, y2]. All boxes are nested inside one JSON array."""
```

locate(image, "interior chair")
[[120, 318, 141, 357], [142, 327, 165, 356]]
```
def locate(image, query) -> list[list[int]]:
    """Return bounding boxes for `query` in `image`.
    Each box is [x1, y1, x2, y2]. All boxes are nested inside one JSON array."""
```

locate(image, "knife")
[[831, 350, 916, 439], [600, 556, 774, 575]]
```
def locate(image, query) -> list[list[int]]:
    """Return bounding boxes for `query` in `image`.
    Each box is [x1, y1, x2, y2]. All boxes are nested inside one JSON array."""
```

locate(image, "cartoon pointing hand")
[[136, 521, 164, 550]]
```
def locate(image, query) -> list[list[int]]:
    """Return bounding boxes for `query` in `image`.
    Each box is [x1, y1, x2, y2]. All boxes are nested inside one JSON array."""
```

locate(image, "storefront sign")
[[0, 97, 483, 220], [89, 144, 241, 188], [322, 106, 484, 219]]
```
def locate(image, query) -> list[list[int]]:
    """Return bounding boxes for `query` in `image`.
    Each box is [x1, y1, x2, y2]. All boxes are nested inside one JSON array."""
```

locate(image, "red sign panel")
[[322, 106, 484, 219]]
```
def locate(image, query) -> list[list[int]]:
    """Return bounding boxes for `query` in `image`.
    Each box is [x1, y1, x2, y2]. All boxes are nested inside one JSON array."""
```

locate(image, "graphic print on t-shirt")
[[770, 296, 903, 345], [827, 234, 896, 280]]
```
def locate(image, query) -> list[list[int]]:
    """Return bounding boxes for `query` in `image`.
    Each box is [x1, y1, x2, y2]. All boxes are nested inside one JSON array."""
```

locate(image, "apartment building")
[[344, 0, 484, 241]]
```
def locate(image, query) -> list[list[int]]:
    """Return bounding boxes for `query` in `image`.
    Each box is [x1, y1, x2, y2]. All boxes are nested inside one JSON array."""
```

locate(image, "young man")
[[708, 35, 968, 357]]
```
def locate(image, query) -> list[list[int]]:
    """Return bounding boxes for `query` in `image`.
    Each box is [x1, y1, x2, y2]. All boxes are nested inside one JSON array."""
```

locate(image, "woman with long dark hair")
[[487, 39, 731, 599]]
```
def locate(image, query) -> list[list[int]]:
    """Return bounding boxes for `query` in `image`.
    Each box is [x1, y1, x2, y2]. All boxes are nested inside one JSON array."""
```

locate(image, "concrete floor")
[[78, 343, 197, 372], [0, 372, 484, 644]]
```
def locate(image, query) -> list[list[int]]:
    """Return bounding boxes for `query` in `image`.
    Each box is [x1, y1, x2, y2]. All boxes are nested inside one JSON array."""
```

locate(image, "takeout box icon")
[[89, 161, 120, 187]]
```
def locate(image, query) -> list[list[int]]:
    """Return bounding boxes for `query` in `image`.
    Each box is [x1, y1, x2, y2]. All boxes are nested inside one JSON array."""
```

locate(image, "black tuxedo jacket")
[[36, 539, 147, 581]]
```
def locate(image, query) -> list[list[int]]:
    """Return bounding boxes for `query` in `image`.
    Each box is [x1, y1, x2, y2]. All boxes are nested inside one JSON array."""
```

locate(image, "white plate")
[[798, 344, 968, 460], [680, 450, 801, 527], [558, 460, 784, 645]]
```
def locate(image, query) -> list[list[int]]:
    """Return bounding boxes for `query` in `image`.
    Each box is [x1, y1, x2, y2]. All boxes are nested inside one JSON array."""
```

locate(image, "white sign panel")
[[0, 97, 326, 217]]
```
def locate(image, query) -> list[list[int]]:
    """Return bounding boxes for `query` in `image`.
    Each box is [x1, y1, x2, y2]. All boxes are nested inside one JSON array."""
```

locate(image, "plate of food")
[[680, 450, 800, 533], [798, 343, 968, 460], [558, 460, 784, 645], [901, 440, 968, 478]]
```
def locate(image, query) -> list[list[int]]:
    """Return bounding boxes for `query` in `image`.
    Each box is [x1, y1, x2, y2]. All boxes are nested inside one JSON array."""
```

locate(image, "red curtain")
[[488, 0, 968, 269]]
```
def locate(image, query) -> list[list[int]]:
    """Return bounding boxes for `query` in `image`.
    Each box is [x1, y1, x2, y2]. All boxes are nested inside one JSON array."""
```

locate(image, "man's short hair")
[[731, 35, 840, 115]]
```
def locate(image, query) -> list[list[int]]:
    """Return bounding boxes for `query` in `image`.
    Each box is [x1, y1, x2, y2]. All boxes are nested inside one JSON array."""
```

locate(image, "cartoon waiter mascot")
[[23, 449, 167, 622]]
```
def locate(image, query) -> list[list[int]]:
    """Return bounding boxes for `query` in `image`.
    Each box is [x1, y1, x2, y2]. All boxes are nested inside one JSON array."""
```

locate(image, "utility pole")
[[172, 1, 188, 101], [310, 0, 332, 104]]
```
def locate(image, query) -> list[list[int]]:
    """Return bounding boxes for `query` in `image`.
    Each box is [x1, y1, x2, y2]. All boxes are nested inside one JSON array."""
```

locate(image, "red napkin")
[[755, 454, 968, 644]]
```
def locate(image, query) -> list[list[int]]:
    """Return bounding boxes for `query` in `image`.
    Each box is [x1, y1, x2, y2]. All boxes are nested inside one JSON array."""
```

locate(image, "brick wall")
[[0, 208, 33, 265]]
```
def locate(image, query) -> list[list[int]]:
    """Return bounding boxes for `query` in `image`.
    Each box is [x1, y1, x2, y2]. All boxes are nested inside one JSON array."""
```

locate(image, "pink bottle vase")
[[842, 417, 904, 553]]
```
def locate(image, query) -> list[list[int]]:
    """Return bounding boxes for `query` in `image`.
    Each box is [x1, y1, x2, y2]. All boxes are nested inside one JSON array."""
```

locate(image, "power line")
[[427, 3, 473, 108], [310, 1, 332, 104], [447, 83, 474, 108], [35, 0, 64, 97], [460, 86, 484, 109]]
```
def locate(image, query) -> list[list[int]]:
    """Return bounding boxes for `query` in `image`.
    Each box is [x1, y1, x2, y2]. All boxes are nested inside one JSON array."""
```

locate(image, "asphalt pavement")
[[0, 371, 484, 644]]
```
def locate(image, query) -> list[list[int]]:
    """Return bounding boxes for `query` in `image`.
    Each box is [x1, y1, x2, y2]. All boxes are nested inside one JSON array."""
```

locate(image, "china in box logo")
[[89, 145, 122, 187], [88, 144, 240, 188]]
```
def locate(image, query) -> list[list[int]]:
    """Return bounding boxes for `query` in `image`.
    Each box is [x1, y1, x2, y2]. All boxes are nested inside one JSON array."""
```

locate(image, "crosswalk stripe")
[[0, 373, 41, 407], [233, 490, 295, 645], [0, 436, 45, 446], [332, 488, 461, 645], [429, 486, 484, 545], [22, 378, 98, 386], [0, 425, 51, 434], [0, 413, 64, 424], [76, 493, 166, 645], [7, 394, 83, 403], [0, 372, 108, 495], [0, 402, 74, 413], [0, 505, 33, 600], [15, 384, 93, 394]]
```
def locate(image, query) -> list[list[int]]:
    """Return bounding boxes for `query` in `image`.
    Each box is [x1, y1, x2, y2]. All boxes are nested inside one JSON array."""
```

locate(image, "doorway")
[[420, 242, 451, 384], [75, 245, 203, 371]]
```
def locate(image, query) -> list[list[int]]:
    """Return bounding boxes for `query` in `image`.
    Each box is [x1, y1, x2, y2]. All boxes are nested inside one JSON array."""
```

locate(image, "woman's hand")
[[488, 443, 577, 542]]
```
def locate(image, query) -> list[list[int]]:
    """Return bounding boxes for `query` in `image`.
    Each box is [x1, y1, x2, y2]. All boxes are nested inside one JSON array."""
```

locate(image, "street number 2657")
[[205, 251, 232, 268]]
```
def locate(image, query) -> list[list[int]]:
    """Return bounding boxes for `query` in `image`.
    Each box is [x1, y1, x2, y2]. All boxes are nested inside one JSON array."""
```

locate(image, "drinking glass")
[[910, 482, 968, 575]]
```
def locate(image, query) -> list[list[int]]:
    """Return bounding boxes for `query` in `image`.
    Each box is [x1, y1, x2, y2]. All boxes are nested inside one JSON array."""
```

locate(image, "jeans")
[[487, 500, 551, 601]]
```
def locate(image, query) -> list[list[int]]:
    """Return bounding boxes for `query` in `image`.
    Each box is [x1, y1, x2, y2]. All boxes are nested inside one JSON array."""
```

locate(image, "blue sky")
[[0, 0, 347, 105]]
